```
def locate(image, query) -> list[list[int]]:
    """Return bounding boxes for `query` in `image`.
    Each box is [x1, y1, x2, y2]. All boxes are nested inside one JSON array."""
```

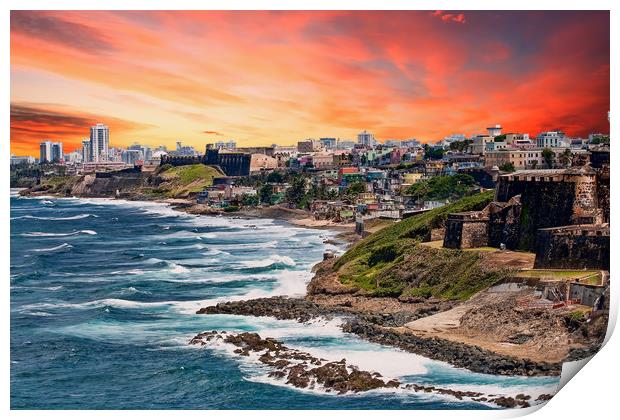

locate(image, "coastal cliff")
[[19, 164, 223, 200], [197, 191, 605, 376]]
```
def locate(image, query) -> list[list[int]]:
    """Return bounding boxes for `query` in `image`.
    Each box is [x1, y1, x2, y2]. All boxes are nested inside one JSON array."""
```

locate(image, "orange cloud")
[[11, 103, 152, 156], [10, 11, 609, 156]]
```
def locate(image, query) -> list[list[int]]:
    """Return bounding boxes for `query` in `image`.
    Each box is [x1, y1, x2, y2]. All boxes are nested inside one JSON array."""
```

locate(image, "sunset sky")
[[10, 10, 610, 156]]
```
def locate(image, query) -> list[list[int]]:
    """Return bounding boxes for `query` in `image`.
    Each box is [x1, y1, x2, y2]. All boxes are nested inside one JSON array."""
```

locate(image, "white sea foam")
[[32, 243, 74, 253], [21, 230, 97, 237], [11, 213, 97, 221], [118, 286, 152, 296], [241, 254, 296, 268]]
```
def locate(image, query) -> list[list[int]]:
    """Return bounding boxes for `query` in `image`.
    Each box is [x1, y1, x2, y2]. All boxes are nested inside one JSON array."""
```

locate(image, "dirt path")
[[402, 290, 573, 364]]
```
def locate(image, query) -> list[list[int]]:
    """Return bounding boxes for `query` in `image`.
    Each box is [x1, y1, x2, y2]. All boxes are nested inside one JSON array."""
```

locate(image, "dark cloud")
[[11, 11, 115, 52]]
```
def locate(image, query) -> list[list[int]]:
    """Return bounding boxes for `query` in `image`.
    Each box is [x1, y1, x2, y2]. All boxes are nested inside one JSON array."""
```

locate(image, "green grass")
[[330, 191, 510, 300], [336, 190, 494, 268], [158, 164, 223, 197]]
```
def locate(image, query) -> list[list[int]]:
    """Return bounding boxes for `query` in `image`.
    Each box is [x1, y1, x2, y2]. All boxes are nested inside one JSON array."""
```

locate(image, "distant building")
[[214, 140, 237, 150], [51, 142, 63, 162], [249, 153, 278, 172], [357, 130, 375, 146], [319, 137, 337, 150], [337, 139, 357, 149], [469, 135, 494, 155], [172, 141, 198, 156], [10, 154, 35, 165], [122, 149, 143, 165], [39, 141, 52, 163], [90, 123, 110, 162], [487, 124, 502, 137], [297, 139, 322, 153], [536, 131, 568, 148], [312, 153, 336, 169], [39, 140, 63, 163], [81, 139, 91, 162], [204, 145, 251, 176], [505, 133, 534, 149]]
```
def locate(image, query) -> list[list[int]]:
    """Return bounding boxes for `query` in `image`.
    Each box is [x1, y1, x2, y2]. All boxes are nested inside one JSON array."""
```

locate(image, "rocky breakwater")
[[189, 331, 538, 408], [344, 319, 562, 377], [196, 296, 561, 377], [189, 331, 399, 394], [196, 296, 338, 323]]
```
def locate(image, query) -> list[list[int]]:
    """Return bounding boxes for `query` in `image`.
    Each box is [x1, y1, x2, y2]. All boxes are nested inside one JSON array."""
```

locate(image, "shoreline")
[[13, 190, 565, 379], [18, 189, 358, 238]]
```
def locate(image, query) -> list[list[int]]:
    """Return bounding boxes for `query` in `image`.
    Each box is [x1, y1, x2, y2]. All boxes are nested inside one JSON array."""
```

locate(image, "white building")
[[81, 139, 91, 162], [536, 131, 568, 148], [215, 140, 237, 150], [90, 123, 110, 162], [39, 140, 52, 162], [469, 135, 494, 155], [487, 124, 502, 137], [10, 154, 36, 165], [319, 137, 337, 150], [39, 140, 63, 163]]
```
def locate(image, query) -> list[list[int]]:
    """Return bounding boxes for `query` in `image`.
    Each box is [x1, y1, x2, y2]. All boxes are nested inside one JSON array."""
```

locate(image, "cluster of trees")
[[424, 144, 444, 160], [404, 174, 477, 202], [237, 170, 366, 210], [448, 139, 472, 153], [590, 135, 609, 145]]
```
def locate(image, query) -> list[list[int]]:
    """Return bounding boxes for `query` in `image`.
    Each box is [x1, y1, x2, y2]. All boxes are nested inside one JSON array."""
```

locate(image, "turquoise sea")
[[10, 191, 560, 409]]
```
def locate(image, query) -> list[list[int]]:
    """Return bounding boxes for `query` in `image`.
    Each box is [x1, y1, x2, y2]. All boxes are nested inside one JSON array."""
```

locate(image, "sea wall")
[[534, 225, 610, 270]]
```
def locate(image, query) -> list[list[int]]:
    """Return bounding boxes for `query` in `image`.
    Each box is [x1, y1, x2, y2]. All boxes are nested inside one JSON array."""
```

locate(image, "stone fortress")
[[443, 154, 610, 271]]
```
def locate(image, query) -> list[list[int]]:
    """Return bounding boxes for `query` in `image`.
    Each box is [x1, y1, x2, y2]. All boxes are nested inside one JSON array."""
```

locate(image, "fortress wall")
[[534, 226, 610, 270]]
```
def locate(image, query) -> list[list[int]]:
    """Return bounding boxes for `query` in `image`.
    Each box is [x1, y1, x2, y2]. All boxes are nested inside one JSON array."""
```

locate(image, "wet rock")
[[536, 394, 553, 402]]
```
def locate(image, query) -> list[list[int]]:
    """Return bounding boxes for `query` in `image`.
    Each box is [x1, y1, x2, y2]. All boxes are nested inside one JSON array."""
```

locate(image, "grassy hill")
[[329, 191, 513, 300], [153, 164, 223, 198], [23, 164, 223, 200]]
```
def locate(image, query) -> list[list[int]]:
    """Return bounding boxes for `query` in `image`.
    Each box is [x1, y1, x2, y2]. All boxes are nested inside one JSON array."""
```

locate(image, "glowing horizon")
[[10, 10, 610, 156]]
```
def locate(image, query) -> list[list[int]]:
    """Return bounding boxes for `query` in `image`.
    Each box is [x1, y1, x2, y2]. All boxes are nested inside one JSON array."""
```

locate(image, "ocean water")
[[10, 191, 560, 409]]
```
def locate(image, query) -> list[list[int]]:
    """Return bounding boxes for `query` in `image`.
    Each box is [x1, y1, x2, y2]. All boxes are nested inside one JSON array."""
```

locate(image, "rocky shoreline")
[[189, 330, 545, 408], [195, 296, 562, 377]]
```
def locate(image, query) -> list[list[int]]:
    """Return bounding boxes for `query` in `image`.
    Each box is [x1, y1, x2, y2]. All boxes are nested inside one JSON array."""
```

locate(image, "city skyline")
[[10, 10, 610, 156]]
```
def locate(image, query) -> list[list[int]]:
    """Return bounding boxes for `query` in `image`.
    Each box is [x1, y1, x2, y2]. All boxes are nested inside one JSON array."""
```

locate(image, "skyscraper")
[[81, 139, 91, 162], [39, 140, 52, 163], [39, 140, 63, 163], [90, 123, 109, 162], [51, 142, 63, 162]]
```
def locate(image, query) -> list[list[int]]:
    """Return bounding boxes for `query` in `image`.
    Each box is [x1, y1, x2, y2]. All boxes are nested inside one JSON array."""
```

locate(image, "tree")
[[259, 183, 274, 204], [541, 148, 555, 168], [404, 174, 476, 202], [559, 148, 572, 168], [346, 181, 367, 197], [241, 194, 259, 207], [424, 144, 444, 160], [590, 135, 609, 145], [266, 171, 283, 183], [499, 162, 516, 172], [285, 176, 308, 208]]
